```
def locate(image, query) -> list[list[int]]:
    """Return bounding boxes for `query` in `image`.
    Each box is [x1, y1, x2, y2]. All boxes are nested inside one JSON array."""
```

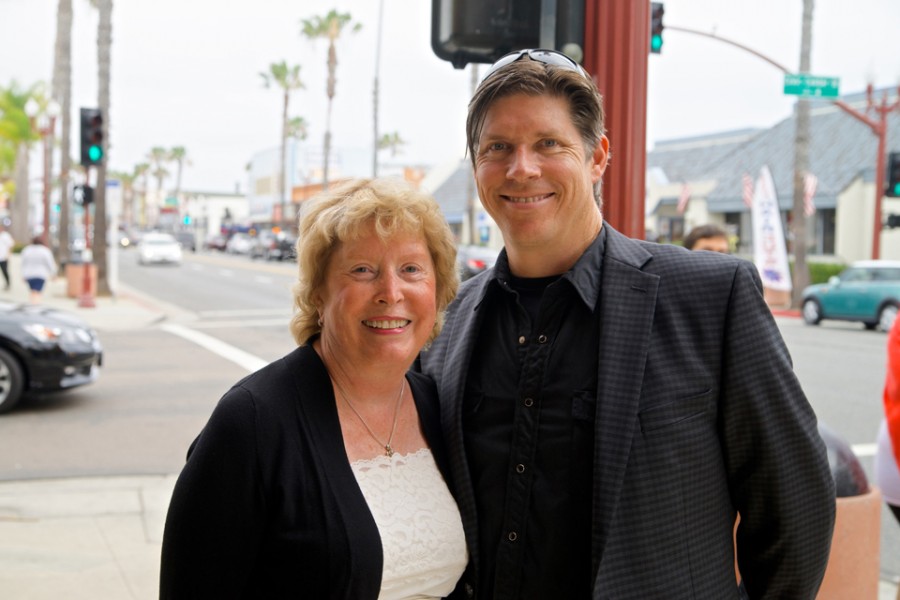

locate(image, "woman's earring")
[[317, 316, 323, 327]]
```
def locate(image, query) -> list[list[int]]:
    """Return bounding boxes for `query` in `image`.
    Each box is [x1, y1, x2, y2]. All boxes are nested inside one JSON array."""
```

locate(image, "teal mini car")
[[801, 260, 900, 331]]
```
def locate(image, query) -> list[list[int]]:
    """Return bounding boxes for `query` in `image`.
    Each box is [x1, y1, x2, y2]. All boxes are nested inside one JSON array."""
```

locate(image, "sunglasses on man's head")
[[481, 48, 588, 82]]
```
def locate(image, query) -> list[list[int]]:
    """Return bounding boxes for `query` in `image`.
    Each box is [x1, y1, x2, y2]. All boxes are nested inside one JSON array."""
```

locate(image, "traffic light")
[[887, 151, 900, 198], [79, 108, 104, 166], [650, 2, 664, 54]]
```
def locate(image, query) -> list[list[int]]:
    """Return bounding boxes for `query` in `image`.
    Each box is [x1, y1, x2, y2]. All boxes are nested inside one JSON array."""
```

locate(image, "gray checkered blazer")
[[420, 225, 835, 599]]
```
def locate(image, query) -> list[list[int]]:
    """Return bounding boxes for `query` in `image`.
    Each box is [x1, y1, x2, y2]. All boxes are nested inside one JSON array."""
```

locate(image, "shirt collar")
[[481, 227, 606, 310]]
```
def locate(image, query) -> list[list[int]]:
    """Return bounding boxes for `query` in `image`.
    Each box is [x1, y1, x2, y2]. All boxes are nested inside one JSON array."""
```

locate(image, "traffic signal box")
[[80, 108, 104, 166], [887, 151, 900, 198], [650, 2, 664, 54]]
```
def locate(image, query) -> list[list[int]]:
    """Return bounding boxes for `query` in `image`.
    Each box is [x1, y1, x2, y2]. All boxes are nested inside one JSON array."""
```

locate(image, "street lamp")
[[24, 98, 60, 246]]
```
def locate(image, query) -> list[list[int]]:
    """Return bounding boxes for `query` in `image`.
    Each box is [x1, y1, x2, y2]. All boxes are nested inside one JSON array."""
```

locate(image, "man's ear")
[[591, 135, 610, 183]]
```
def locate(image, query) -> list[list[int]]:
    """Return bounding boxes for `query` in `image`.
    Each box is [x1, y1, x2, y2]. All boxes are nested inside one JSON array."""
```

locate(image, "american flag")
[[676, 183, 691, 214], [742, 173, 754, 208], [804, 172, 818, 217]]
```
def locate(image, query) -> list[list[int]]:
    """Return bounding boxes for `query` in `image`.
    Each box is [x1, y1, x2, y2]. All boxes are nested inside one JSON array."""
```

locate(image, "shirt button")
[[508, 531, 518, 542], [523, 397, 533, 407], [537, 334, 548, 344], [518, 335, 526, 345], [515, 463, 525, 473]]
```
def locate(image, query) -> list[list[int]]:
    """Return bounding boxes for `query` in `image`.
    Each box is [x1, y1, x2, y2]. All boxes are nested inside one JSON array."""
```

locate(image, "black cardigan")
[[159, 345, 456, 599]]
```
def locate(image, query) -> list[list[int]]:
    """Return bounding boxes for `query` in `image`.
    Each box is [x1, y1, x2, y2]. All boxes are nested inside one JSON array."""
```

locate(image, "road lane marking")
[[161, 323, 268, 373]]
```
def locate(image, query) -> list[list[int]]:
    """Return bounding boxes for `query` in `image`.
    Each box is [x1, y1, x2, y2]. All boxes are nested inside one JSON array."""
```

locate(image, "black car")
[[0, 302, 103, 414], [250, 230, 296, 261]]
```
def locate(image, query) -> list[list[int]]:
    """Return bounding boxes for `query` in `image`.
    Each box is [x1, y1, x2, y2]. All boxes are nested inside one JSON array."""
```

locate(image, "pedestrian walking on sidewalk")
[[0, 223, 15, 290], [20, 237, 56, 304]]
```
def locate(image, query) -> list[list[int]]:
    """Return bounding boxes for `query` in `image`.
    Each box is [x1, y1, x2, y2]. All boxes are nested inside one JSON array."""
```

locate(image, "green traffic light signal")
[[79, 108, 104, 166], [650, 2, 664, 55]]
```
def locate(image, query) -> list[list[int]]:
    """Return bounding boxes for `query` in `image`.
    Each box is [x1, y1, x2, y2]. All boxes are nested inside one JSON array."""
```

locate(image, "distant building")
[[646, 87, 900, 263]]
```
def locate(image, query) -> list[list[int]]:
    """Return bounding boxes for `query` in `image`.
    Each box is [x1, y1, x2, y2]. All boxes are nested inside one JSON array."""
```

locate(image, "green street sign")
[[784, 73, 840, 98]]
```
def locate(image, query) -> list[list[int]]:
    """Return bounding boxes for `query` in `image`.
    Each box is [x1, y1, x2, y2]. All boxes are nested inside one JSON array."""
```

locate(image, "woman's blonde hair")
[[290, 178, 459, 346]]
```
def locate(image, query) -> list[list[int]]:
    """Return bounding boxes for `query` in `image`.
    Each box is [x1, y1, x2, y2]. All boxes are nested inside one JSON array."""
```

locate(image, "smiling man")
[[419, 49, 834, 599]]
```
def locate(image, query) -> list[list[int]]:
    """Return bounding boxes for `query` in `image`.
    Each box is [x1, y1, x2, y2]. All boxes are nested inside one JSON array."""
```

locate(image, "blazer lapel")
[[591, 228, 659, 577]]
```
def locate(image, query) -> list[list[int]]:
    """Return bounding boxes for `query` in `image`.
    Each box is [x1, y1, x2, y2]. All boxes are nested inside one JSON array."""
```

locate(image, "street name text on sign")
[[784, 73, 840, 98]]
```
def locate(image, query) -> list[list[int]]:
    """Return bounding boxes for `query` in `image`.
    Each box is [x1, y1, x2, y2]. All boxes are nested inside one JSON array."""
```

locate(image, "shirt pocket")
[[638, 389, 712, 436]]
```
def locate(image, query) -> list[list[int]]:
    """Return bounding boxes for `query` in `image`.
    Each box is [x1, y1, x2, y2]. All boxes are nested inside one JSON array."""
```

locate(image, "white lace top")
[[350, 448, 468, 600]]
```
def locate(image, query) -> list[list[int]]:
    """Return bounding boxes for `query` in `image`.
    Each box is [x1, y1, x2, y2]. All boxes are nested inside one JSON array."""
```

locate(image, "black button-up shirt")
[[463, 230, 605, 599]]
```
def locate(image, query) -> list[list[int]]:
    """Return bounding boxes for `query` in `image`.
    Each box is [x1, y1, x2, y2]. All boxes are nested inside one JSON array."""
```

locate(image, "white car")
[[138, 233, 183, 265], [225, 232, 254, 255]]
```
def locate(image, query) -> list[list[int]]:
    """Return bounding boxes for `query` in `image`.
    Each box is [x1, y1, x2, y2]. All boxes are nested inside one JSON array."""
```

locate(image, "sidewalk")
[[0, 257, 897, 599]]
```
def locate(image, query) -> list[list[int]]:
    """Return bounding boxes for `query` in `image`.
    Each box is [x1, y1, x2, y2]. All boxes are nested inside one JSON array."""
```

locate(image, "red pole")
[[583, 0, 649, 239], [77, 195, 96, 308], [874, 116, 887, 260]]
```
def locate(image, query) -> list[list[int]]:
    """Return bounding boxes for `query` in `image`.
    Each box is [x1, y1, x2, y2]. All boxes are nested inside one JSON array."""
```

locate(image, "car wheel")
[[0, 347, 25, 414], [802, 298, 822, 325], [878, 303, 898, 332]]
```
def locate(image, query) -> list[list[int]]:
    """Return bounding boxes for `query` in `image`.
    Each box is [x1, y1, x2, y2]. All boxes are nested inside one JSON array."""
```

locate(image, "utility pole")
[[791, 0, 814, 308]]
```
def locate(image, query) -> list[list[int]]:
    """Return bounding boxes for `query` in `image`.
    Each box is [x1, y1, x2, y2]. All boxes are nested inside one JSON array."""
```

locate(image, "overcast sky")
[[3, 0, 899, 193]]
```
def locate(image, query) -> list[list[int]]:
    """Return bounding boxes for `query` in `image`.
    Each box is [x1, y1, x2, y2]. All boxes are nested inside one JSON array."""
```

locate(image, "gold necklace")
[[336, 378, 406, 457]]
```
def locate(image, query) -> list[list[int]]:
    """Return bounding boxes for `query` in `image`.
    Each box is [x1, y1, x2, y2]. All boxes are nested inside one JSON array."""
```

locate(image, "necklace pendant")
[[385, 445, 394, 457]]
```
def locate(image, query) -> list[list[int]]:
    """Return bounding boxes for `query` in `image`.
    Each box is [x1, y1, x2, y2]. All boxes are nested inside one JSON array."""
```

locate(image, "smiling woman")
[[160, 178, 466, 599]]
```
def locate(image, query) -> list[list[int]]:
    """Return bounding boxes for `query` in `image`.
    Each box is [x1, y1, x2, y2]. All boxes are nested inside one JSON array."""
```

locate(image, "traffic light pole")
[[830, 86, 900, 260], [77, 170, 96, 309]]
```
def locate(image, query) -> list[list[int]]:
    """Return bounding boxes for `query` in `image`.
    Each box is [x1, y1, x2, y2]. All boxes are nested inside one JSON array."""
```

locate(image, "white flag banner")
[[751, 165, 793, 292]]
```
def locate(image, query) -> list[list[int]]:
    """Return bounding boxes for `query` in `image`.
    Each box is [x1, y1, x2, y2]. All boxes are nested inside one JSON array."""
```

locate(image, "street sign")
[[784, 73, 840, 98]]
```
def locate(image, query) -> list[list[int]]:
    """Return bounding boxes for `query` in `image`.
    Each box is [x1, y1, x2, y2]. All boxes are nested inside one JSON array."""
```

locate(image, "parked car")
[[172, 231, 197, 252], [225, 232, 253, 255], [0, 302, 103, 414], [457, 244, 501, 280], [271, 231, 297, 261], [137, 233, 183, 265], [801, 260, 900, 331], [204, 233, 228, 252], [248, 230, 277, 260]]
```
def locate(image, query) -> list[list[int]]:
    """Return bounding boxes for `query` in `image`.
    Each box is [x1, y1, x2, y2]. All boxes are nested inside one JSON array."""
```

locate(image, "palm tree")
[[133, 162, 149, 228], [86, 0, 113, 296], [301, 10, 361, 190], [0, 81, 43, 244], [260, 61, 304, 226], [148, 146, 170, 211], [169, 145, 189, 200], [377, 131, 405, 158], [52, 0, 73, 266]]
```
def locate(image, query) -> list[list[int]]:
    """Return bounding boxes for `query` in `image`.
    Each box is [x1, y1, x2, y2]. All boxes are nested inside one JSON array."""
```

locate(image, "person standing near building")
[[683, 223, 730, 253], [419, 48, 834, 598], [0, 223, 15, 290], [20, 237, 56, 304]]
